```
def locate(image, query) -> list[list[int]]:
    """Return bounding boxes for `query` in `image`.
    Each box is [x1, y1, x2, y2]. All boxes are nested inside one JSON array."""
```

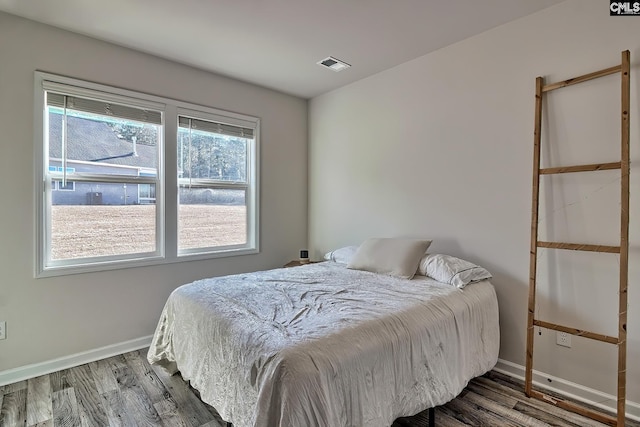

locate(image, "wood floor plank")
[[123, 350, 170, 404], [152, 362, 219, 427], [473, 376, 609, 427], [68, 363, 109, 427], [108, 355, 138, 390], [445, 396, 522, 426], [466, 380, 519, 408], [464, 390, 548, 427], [154, 398, 190, 427], [52, 387, 80, 427], [435, 410, 472, 427], [26, 375, 52, 426], [109, 353, 163, 426], [0, 389, 27, 427], [89, 359, 119, 395], [438, 401, 474, 426], [513, 400, 583, 427], [100, 388, 134, 427], [1, 380, 27, 395], [120, 386, 163, 427], [49, 370, 71, 394]]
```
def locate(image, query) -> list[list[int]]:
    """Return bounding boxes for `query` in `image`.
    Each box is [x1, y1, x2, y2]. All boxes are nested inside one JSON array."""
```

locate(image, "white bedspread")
[[148, 262, 499, 427]]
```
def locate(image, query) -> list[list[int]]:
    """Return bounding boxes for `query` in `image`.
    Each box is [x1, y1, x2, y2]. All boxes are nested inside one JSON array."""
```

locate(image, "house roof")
[[48, 113, 157, 169]]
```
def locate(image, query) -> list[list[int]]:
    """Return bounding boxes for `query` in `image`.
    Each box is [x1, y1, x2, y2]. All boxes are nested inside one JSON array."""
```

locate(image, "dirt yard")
[[51, 205, 246, 260]]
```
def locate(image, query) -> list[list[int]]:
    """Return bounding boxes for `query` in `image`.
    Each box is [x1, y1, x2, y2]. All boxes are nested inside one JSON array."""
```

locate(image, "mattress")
[[147, 261, 500, 427]]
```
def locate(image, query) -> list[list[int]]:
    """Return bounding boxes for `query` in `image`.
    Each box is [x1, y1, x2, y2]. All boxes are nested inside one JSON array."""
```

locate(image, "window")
[[177, 113, 255, 254], [50, 166, 77, 191], [35, 73, 259, 276], [138, 183, 156, 204], [53, 180, 76, 191]]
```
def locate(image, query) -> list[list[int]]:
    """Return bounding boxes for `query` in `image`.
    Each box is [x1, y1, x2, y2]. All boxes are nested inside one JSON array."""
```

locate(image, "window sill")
[[36, 247, 259, 278]]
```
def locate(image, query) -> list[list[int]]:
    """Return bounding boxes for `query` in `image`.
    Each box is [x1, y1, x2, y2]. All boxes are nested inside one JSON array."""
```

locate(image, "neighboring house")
[[48, 113, 157, 205], [47, 113, 245, 206]]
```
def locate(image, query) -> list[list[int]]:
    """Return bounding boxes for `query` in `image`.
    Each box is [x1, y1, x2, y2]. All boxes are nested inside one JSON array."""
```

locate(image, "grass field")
[[51, 205, 246, 260]]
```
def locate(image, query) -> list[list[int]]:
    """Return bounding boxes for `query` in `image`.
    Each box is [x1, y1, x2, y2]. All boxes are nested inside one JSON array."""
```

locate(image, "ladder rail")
[[526, 50, 630, 426], [617, 49, 630, 427], [525, 76, 544, 397]]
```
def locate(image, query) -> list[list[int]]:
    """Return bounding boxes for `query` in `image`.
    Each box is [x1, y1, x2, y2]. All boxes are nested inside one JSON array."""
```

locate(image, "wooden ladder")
[[526, 50, 630, 426]]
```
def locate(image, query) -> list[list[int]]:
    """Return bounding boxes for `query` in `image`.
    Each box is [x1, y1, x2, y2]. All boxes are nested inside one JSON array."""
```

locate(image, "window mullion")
[[164, 104, 178, 260]]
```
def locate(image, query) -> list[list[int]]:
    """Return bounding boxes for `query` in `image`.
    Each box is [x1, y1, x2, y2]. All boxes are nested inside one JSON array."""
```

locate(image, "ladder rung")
[[542, 65, 622, 92], [534, 320, 619, 345], [537, 241, 620, 253], [528, 390, 617, 426], [540, 161, 621, 175]]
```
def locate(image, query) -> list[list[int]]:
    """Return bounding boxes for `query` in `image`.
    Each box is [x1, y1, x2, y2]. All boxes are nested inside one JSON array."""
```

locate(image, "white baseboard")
[[494, 358, 640, 422], [0, 335, 153, 387]]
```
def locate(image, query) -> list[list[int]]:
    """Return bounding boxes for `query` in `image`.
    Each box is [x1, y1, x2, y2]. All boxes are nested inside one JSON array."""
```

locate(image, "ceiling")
[[0, 0, 564, 99]]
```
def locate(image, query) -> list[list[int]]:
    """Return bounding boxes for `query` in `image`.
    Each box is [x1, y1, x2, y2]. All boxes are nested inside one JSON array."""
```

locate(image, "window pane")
[[178, 188, 246, 251], [48, 109, 159, 175], [51, 185, 156, 260], [46, 105, 160, 263], [177, 126, 247, 182]]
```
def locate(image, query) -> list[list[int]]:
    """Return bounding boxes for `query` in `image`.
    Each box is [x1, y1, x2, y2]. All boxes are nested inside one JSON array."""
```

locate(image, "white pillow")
[[323, 245, 359, 264], [417, 254, 492, 288], [347, 238, 432, 279]]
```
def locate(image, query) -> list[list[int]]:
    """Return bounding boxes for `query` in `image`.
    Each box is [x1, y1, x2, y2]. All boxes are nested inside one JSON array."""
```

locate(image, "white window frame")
[[176, 107, 258, 256], [34, 72, 260, 277]]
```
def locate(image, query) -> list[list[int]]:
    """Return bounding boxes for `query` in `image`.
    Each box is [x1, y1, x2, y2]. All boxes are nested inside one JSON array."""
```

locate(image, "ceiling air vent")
[[317, 56, 351, 72]]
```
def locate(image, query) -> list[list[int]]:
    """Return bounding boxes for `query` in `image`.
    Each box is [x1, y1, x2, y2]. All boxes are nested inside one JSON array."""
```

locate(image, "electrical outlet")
[[556, 331, 571, 348], [0, 321, 6, 340]]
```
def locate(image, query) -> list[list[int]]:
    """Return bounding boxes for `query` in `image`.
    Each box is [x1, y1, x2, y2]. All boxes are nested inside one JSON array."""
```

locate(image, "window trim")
[[34, 72, 260, 278]]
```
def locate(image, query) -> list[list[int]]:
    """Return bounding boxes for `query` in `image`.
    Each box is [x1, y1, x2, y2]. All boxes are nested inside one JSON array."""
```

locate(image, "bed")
[[147, 249, 500, 427]]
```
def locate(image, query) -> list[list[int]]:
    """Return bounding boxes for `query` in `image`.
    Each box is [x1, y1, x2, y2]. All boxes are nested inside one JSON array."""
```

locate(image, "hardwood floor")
[[1, 349, 637, 427]]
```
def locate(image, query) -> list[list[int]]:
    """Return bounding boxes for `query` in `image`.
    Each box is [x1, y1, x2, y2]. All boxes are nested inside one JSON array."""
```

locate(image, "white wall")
[[309, 0, 640, 405], [0, 12, 307, 372]]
